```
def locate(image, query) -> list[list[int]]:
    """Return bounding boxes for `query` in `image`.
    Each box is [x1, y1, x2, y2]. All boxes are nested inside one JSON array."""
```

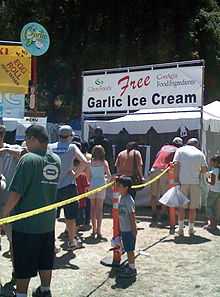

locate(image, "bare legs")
[[65, 219, 77, 242], [90, 196, 104, 236], [39, 270, 52, 287], [96, 199, 104, 235], [16, 270, 52, 295], [127, 251, 135, 266], [16, 278, 30, 294], [189, 209, 196, 224], [178, 207, 185, 222], [178, 207, 197, 235], [91, 199, 97, 235], [178, 208, 196, 223]]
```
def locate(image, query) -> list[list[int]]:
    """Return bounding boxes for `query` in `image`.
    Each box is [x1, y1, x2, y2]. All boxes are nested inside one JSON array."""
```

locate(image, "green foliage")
[[0, 0, 220, 112]]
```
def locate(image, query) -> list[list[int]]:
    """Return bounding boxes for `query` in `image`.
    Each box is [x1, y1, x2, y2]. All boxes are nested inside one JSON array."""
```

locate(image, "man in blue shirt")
[[49, 125, 89, 250]]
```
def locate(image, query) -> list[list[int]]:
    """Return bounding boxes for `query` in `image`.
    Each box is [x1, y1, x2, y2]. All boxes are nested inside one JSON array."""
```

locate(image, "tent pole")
[[200, 62, 205, 151], [200, 106, 204, 150]]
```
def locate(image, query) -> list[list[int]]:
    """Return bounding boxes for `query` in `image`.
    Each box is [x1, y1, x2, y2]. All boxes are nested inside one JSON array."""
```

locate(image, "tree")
[[0, 0, 220, 112]]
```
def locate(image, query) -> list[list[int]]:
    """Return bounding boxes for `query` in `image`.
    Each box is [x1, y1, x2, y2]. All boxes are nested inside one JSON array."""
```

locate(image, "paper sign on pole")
[[0, 45, 31, 93]]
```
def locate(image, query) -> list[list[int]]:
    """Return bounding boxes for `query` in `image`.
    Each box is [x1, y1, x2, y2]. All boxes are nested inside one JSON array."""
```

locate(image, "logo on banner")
[[20, 22, 50, 56], [87, 78, 111, 92], [95, 78, 104, 86]]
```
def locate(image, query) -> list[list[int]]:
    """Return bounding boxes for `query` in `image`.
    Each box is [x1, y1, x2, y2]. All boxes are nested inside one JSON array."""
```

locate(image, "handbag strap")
[[132, 150, 138, 176]]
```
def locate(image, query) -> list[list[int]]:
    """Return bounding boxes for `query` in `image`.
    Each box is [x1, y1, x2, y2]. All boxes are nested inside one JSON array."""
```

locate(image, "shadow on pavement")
[[163, 235, 211, 245], [57, 231, 68, 241], [206, 228, 220, 236], [83, 235, 108, 245], [112, 274, 137, 289], [54, 252, 79, 270]]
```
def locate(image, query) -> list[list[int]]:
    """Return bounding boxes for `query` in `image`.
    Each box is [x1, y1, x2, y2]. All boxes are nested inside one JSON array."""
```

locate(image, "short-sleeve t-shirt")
[[115, 149, 143, 176], [48, 141, 77, 189], [119, 194, 135, 232], [173, 145, 207, 184], [210, 168, 220, 193], [152, 145, 177, 170], [9, 150, 61, 234]]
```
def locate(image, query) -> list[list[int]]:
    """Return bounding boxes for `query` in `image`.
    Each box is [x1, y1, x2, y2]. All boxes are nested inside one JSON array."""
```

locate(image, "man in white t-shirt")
[[173, 138, 208, 236]]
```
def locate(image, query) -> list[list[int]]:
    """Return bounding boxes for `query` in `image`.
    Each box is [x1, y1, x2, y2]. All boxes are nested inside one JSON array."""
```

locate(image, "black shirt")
[[47, 107, 67, 124]]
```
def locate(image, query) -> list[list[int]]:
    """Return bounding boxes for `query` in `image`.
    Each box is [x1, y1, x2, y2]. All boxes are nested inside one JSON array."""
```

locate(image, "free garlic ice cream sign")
[[82, 64, 203, 113]]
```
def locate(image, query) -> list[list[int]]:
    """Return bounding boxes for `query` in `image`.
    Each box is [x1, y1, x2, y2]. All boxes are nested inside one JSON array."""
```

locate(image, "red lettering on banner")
[[118, 74, 151, 96], [137, 78, 143, 88], [118, 75, 129, 96], [144, 76, 150, 86]]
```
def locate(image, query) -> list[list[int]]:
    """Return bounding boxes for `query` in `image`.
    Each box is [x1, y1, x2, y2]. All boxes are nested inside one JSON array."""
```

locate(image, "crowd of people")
[[0, 119, 219, 296]]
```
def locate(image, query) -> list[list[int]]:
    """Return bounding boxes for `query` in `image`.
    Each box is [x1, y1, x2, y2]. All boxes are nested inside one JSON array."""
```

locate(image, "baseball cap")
[[58, 125, 75, 138], [187, 138, 199, 147], [172, 137, 183, 146]]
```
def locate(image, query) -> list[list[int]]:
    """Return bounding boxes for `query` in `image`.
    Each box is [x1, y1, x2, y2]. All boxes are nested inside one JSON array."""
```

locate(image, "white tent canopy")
[[84, 101, 220, 140]]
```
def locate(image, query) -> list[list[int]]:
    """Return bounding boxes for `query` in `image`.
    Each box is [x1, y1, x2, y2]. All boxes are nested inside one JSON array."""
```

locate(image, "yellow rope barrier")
[[0, 182, 114, 226], [0, 167, 169, 226], [132, 167, 170, 189]]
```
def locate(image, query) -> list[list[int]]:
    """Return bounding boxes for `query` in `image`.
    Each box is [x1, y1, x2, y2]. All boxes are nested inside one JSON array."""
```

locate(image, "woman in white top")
[[206, 155, 220, 231], [88, 145, 111, 240]]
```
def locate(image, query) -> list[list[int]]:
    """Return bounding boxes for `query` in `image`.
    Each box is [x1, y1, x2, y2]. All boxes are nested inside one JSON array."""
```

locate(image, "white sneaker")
[[176, 228, 184, 237], [188, 228, 196, 237], [67, 238, 82, 251]]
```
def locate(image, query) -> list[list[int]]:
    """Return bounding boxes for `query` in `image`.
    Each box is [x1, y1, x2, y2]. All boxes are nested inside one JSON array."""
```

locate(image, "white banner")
[[82, 64, 203, 113]]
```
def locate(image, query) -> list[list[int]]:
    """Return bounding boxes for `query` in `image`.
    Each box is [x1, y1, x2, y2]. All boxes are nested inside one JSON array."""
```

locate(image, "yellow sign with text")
[[0, 45, 31, 93]]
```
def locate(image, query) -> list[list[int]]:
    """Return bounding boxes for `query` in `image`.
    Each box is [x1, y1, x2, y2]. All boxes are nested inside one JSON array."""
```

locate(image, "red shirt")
[[152, 145, 177, 170], [76, 173, 90, 208]]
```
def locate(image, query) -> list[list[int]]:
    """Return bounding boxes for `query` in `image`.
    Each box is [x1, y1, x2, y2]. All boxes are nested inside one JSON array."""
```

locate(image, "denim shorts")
[[121, 231, 136, 252], [207, 191, 220, 218], [56, 184, 78, 220]]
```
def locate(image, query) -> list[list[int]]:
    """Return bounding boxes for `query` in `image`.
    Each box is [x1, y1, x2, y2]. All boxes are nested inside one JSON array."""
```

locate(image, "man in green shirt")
[[3, 125, 61, 297]]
